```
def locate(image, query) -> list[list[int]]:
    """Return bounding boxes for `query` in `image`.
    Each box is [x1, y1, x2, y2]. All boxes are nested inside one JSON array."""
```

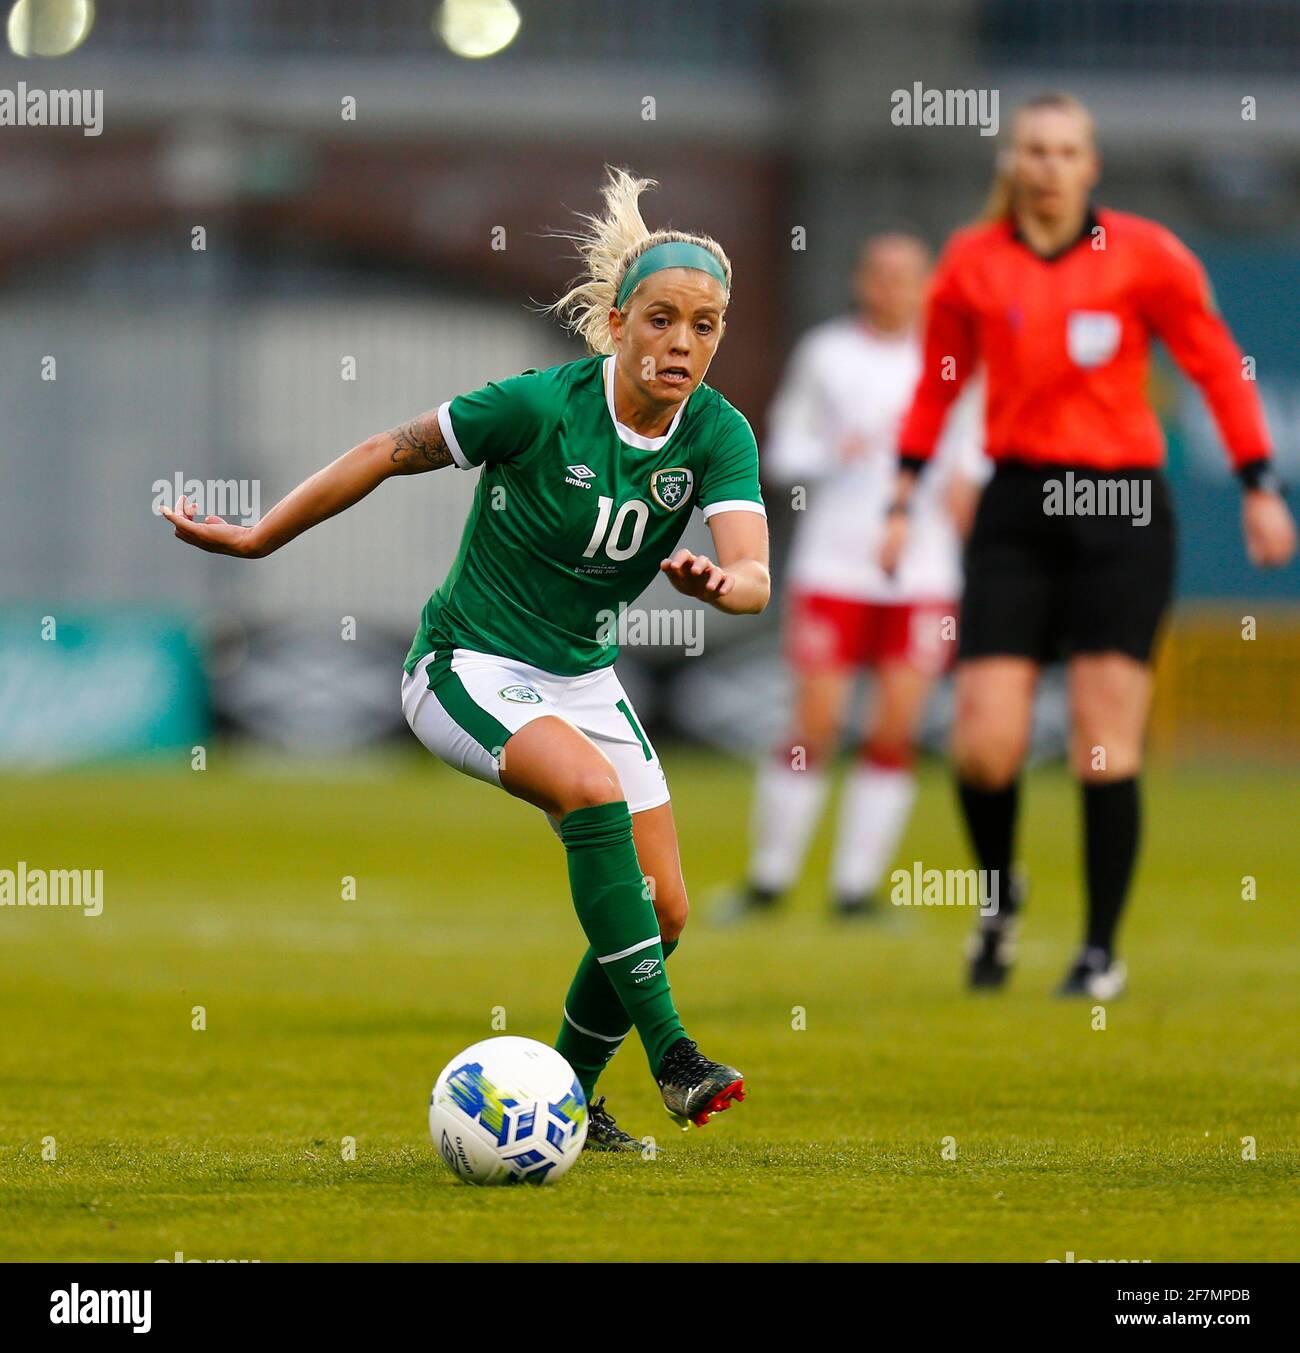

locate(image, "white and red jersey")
[[764, 317, 987, 603]]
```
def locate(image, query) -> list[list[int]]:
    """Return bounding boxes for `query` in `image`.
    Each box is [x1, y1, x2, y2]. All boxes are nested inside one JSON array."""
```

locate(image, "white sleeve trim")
[[437, 400, 474, 471], [701, 499, 767, 521]]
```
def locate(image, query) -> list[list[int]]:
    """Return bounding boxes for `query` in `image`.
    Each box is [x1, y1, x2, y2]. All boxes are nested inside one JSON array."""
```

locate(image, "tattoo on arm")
[[388, 412, 453, 473]]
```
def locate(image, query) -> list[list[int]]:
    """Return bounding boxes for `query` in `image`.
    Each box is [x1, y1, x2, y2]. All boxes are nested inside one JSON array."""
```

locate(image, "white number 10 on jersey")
[[583, 496, 650, 562]]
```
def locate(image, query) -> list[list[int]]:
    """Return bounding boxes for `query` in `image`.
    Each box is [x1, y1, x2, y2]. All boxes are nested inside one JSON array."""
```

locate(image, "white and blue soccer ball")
[[429, 1036, 588, 1185]]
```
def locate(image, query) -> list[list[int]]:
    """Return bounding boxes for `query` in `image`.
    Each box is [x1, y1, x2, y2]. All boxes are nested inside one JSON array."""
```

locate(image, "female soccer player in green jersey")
[[162, 169, 770, 1149]]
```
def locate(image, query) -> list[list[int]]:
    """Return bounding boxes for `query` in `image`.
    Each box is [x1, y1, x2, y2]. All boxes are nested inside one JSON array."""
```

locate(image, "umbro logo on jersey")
[[565, 464, 596, 489], [630, 957, 661, 981]]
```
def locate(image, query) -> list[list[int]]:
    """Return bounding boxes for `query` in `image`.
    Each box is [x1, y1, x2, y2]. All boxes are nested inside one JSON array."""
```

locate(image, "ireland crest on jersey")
[[498, 685, 542, 704], [650, 467, 693, 511]]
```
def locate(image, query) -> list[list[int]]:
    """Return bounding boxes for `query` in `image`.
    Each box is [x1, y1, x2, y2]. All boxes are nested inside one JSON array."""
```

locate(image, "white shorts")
[[401, 649, 670, 816]]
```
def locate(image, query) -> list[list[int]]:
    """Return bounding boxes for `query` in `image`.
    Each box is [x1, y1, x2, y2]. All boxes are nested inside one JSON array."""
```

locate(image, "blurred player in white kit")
[[721, 234, 988, 920]]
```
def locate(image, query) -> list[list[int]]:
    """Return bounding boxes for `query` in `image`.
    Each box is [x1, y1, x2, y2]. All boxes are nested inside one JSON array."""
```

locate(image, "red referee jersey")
[[899, 207, 1271, 472]]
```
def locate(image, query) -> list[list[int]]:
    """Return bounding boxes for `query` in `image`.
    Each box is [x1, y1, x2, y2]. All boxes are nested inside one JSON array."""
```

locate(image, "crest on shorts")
[[498, 685, 542, 704], [650, 467, 693, 511], [1066, 310, 1121, 369]]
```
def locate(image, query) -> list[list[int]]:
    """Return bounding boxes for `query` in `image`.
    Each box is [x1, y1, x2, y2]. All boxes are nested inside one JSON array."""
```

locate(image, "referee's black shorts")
[[959, 461, 1176, 665]]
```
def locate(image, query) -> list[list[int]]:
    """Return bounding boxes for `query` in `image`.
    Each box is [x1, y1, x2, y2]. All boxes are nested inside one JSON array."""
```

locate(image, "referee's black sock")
[[956, 778, 1020, 928], [1082, 776, 1140, 958]]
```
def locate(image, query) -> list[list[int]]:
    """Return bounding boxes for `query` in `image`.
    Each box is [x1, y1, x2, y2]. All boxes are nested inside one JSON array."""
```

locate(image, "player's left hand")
[[660, 549, 734, 602], [1242, 490, 1298, 568]]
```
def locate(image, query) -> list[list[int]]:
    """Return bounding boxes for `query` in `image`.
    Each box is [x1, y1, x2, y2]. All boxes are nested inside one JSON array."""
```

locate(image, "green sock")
[[558, 938, 679, 1099], [558, 802, 685, 1076]]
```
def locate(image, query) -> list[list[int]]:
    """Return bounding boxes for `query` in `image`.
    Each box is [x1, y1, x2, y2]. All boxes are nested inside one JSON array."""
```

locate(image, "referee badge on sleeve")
[[1066, 310, 1122, 369]]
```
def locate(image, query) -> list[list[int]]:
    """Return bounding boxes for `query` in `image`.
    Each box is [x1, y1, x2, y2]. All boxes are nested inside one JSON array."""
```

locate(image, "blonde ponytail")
[[548, 167, 733, 355], [980, 153, 1015, 223]]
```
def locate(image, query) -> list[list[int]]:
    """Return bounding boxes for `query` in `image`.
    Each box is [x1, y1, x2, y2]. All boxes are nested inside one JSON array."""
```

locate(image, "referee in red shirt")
[[883, 92, 1296, 998]]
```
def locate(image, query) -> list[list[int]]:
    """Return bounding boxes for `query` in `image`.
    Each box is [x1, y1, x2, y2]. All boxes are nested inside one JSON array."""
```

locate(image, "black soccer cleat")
[[966, 918, 1017, 990], [709, 881, 783, 926], [833, 891, 879, 920], [656, 1037, 746, 1129], [1056, 947, 1127, 1000], [583, 1096, 642, 1153], [966, 868, 1026, 990]]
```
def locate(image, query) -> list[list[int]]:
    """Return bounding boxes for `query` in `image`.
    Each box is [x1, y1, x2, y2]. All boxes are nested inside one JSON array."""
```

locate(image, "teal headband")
[[615, 241, 729, 309]]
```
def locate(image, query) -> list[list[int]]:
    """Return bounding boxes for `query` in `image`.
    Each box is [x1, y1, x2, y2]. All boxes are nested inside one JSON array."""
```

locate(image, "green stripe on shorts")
[[426, 652, 513, 759], [616, 697, 653, 762]]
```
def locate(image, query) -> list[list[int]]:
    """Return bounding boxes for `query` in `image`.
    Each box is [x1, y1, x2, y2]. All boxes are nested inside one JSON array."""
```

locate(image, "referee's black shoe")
[[1056, 947, 1127, 1000], [966, 918, 1017, 990]]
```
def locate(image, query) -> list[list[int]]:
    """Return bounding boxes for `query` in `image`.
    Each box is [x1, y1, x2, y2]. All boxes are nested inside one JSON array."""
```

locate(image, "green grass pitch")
[[1, 750, 1296, 1262]]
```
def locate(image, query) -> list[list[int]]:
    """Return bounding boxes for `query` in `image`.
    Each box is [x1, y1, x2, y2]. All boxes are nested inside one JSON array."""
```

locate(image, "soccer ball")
[[429, 1036, 588, 1185]]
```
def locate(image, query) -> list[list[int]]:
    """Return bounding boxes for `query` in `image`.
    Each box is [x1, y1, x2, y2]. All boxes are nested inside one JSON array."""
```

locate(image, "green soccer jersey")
[[404, 355, 765, 677]]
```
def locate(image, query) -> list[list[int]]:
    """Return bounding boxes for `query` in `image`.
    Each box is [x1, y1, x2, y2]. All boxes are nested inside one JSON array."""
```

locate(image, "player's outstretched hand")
[[660, 549, 734, 602], [160, 496, 262, 558], [1242, 490, 1297, 568]]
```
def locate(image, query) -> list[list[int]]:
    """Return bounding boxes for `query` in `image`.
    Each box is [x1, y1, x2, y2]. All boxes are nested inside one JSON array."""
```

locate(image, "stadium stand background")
[[1, 0, 1295, 764]]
